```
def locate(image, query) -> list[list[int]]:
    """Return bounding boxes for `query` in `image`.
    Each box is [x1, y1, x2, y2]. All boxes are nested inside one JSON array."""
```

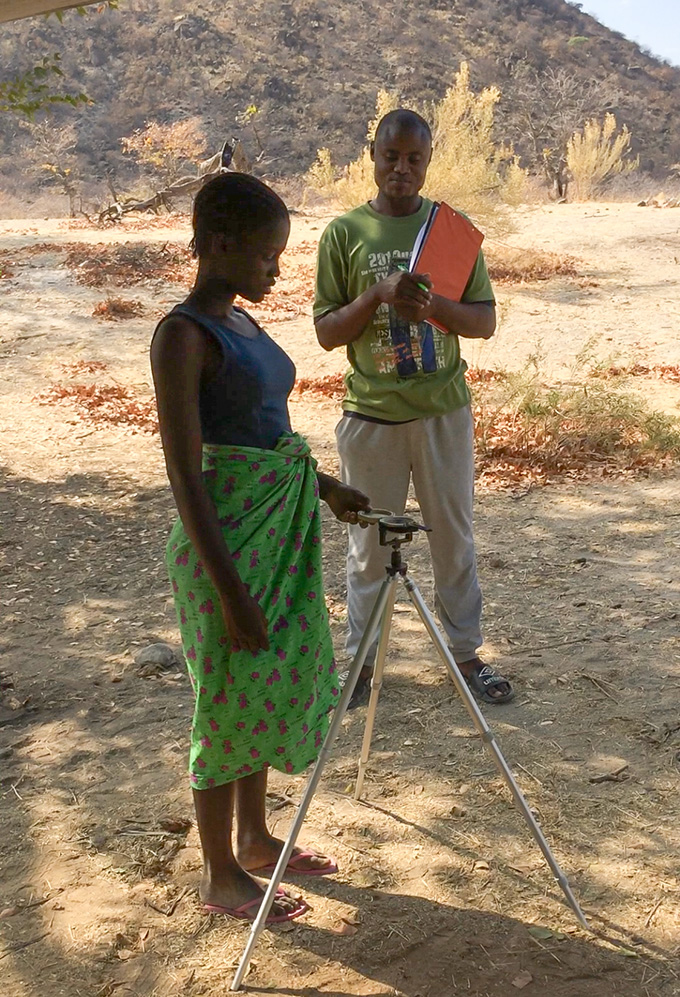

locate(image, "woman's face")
[[210, 216, 290, 303]]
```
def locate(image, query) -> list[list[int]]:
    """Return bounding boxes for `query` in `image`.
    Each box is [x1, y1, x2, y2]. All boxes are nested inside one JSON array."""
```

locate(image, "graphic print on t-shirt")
[[364, 249, 446, 378]]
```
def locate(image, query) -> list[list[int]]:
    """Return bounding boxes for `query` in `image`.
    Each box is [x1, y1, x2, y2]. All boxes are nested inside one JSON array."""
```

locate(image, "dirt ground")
[[1, 203, 679, 997]]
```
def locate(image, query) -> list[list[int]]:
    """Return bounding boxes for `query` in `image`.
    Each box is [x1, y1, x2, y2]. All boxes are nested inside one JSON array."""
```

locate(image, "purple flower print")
[[259, 470, 277, 485], [295, 473, 301, 482], [187, 646, 197, 661], [204, 656, 213, 674], [315, 730, 322, 748], [294, 532, 303, 551], [306, 563, 315, 578], [172, 579, 179, 593], [238, 693, 248, 709], [252, 720, 268, 735], [199, 685, 207, 696], [243, 497, 253, 511], [285, 761, 294, 773], [250, 550, 259, 568], [302, 722, 309, 734], [199, 599, 215, 615], [222, 476, 236, 495], [285, 595, 293, 608], [290, 697, 299, 706], [209, 718, 219, 732], [278, 719, 288, 734], [231, 550, 242, 561], [226, 672, 235, 685], [266, 668, 281, 686], [190, 773, 199, 784], [312, 535, 320, 546], [271, 586, 281, 605], [197, 758, 207, 769], [275, 746, 285, 755], [307, 591, 317, 602], [250, 747, 260, 759], [298, 614, 309, 632], [232, 453, 247, 462], [207, 777, 216, 788], [188, 591, 195, 601], [180, 607, 187, 625], [268, 527, 276, 537], [193, 562, 204, 579], [175, 552, 189, 567], [290, 668, 300, 685], [212, 690, 227, 705], [276, 648, 287, 662], [196, 627, 204, 643], [200, 736, 212, 749], [250, 671, 260, 680], [272, 615, 288, 634], [265, 699, 275, 713], [236, 721, 246, 730], [299, 645, 309, 655]]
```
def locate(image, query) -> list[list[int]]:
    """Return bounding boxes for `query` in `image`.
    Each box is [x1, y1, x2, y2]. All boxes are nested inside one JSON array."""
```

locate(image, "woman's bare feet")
[[200, 862, 304, 917], [237, 831, 335, 873]]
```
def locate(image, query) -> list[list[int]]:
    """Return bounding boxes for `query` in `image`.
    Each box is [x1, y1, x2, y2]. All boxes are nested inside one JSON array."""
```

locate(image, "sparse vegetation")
[[92, 297, 145, 320], [306, 66, 526, 232], [567, 113, 638, 201]]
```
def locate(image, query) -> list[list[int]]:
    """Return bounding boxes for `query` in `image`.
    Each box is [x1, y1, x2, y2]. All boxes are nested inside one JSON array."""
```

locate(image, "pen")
[[397, 264, 430, 293]]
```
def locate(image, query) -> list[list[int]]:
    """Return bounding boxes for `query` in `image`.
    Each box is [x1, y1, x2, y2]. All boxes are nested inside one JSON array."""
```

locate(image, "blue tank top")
[[169, 304, 295, 450]]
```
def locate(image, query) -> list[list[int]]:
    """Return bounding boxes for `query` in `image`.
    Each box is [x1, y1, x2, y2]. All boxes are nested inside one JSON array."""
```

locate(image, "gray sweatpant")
[[335, 406, 483, 665]]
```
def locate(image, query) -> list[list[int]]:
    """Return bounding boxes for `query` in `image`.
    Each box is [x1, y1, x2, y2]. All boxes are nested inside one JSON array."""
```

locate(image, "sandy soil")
[[0, 203, 679, 997]]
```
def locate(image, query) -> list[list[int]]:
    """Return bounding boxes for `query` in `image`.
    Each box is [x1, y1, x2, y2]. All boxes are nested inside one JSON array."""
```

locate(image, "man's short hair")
[[374, 109, 432, 145]]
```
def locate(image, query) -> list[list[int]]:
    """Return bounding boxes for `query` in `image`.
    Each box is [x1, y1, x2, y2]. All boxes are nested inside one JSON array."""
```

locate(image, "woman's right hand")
[[220, 585, 270, 655], [377, 270, 432, 309]]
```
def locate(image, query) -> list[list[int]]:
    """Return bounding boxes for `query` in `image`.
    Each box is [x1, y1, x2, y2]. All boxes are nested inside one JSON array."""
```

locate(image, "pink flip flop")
[[203, 889, 309, 923], [253, 851, 339, 877]]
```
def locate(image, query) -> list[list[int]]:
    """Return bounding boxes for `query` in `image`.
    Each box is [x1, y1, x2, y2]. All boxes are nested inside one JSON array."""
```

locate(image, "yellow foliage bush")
[[566, 113, 638, 201], [305, 65, 525, 233], [121, 118, 207, 185]]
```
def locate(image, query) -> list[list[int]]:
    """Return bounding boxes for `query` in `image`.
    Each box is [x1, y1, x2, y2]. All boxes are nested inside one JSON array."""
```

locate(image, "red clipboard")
[[409, 203, 484, 325]]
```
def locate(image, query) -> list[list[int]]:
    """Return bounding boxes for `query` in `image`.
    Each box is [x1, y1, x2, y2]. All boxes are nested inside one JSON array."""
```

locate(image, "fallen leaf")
[[159, 817, 192, 834], [117, 949, 134, 961], [331, 920, 358, 936], [0, 906, 20, 919], [528, 926, 554, 940], [341, 911, 361, 926], [473, 860, 490, 872], [511, 970, 533, 989]]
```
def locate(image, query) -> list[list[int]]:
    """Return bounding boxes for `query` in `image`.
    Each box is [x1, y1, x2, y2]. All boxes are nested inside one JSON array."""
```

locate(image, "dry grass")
[[92, 297, 145, 321], [486, 247, 580, 283], [37, 381, 158, 434], [64, 241, 195, 287], [293, 365, 680, 489]]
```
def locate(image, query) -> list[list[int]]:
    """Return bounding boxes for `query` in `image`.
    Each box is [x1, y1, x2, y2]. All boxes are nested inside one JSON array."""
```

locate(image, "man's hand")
[[324, 481, 371, 526], [220, 585, 270, 655], [377, 271, 432, 313]]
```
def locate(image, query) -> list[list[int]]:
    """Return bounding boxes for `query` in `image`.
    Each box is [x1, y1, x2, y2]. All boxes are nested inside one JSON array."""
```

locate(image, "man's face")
[[371, 125, 432, 200]]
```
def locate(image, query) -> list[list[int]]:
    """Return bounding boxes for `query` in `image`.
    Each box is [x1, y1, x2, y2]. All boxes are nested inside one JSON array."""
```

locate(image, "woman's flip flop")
[[203, 889, 309, 923], [252, 851, 339, 877]]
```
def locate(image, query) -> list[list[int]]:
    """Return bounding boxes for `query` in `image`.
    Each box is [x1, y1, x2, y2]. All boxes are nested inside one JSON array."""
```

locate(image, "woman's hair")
[[191, 172, 289, 257]]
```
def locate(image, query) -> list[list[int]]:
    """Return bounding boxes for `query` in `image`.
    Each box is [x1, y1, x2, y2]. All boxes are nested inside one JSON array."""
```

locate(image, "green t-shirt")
[[314, 198, 495, 422]]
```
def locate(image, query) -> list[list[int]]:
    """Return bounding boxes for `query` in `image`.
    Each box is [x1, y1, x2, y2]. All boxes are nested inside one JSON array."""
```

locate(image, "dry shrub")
[[485, 247, 579, 283], [64, 242, 195, 287], [121, 119, 207, 186], [590, 362, 680, 383], [37, 382, 158, 434], [93, 297, 145, 321], [567, 113, 638, 201], [60, 360, 108, 376], [294, 373, 346, 400], [306, 64, 526, 234], [472, 363, 680, 488]]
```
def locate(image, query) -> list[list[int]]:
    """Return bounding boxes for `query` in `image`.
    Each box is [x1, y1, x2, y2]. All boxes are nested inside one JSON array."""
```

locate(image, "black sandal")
[[346, 670, 372, 710], [463, 660, 514, 705]]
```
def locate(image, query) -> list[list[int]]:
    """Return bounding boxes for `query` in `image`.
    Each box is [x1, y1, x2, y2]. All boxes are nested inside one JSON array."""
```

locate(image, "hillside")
[[1, 0, 679, 196]]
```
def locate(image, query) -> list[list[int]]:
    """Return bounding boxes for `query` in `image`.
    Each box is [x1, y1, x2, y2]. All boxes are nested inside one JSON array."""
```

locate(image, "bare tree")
[[501, 64, 620, 199], [25, 119, 82, 215]]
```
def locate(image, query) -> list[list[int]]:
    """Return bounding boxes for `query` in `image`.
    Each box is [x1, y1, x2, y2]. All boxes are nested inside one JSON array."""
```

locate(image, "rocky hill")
[[1, 0, 679, 193]]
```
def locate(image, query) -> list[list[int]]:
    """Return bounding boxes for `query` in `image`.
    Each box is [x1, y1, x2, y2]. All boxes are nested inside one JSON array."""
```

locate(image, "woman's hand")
[[324, 481, 371, 526], [219, 585, 270, 655]]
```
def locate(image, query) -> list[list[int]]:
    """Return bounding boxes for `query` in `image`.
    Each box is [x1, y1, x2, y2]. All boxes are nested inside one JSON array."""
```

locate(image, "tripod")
[[230, 515, 589, 991]]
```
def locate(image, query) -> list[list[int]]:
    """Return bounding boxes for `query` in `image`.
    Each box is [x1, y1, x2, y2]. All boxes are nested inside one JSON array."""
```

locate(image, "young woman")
[[151, 173, 370, 923]]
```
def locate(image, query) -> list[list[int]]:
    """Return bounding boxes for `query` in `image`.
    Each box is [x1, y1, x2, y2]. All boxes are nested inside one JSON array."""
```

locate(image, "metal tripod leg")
[[354, 575, 398, 800], [230, 575, 395, 991], [403, 574, 590, 930]]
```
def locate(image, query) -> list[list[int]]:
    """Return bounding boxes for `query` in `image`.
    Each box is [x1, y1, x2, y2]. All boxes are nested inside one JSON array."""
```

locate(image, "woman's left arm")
[[317, 471, 371, 525]]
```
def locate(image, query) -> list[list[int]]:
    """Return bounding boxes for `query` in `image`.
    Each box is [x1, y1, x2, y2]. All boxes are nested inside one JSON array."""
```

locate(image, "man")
[[313, 108, 513, 707]]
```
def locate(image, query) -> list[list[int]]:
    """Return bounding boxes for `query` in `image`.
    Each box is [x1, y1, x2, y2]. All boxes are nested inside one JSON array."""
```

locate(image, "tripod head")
[[377, 515, 430, 549]]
